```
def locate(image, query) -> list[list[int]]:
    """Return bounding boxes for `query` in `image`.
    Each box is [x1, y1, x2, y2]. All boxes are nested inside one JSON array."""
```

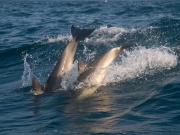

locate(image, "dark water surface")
[[0, 0, 180, 134]]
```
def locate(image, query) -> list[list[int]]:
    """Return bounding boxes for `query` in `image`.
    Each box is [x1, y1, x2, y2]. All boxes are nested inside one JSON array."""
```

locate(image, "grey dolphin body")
[[32, 25, 95, 95], [74, 44, 131, 99]]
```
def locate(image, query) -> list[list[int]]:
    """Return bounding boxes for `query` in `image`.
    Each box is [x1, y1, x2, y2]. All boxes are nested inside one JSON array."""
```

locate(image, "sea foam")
[[45, 26, 136, 44], [104, 46, 178, 84], [85, 26, 136, 45]]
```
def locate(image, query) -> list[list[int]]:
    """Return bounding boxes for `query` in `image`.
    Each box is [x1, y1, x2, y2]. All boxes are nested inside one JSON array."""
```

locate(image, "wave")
[[80, 8, 101, 14], [32, 21, 179, 48], [42, 22, 179, 49], [104, 46, 178, 84], [45, 26, 136, 45]]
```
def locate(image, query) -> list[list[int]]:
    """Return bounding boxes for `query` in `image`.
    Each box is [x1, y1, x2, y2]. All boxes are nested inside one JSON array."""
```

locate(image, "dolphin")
[[73, 43, 132, 99], [32, 25, 95, 95]]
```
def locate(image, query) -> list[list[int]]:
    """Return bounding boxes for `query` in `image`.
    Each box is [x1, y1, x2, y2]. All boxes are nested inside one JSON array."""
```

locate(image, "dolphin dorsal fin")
[[78, 58, 86, 73]]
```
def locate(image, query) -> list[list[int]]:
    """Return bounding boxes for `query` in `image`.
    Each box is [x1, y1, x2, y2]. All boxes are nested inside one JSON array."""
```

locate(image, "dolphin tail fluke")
[[32, 77, 44, 95], [71, 25, 95, 41]]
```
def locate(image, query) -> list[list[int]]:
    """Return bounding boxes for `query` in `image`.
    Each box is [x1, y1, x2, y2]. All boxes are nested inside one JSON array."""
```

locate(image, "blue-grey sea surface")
[[0, 0, 180, 134]]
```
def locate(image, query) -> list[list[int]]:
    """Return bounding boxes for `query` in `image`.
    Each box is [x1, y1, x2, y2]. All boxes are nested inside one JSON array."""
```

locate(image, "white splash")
[[104, 46, 178, 84], [60, 46, 178, 90], [61, 61, 79, 90], [21, 54, 33, 87]]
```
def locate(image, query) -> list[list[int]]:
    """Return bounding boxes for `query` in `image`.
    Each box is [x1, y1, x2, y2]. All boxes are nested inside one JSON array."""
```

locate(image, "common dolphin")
[[73, 43, 132, 99], [32, 25, 95, 95]]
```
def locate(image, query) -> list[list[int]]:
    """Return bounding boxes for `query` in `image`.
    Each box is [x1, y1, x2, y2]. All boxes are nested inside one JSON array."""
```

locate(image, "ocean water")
[[0, 0, 180, 134]]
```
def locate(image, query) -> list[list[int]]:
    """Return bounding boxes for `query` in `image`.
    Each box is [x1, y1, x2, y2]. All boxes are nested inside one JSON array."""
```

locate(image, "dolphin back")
[[71, 25, 95, 41]]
